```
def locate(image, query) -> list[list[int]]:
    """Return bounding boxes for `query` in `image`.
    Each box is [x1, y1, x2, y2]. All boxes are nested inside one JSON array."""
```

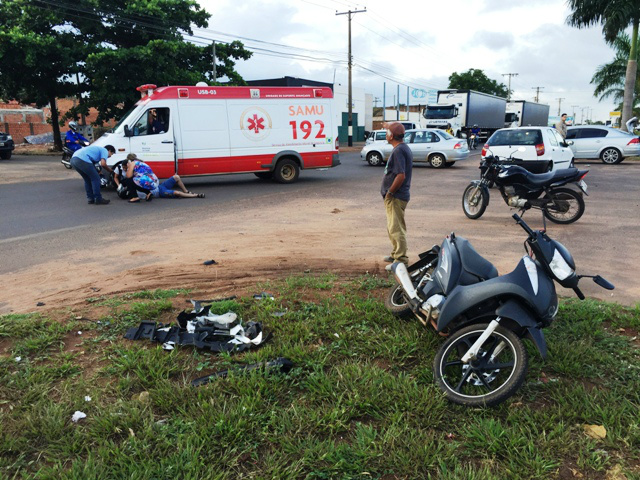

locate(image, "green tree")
[[0, 0, 252, 149], [567, 0, 639, 131], [448, 69, 509, 97], [0, 1, 88, 149], [591, 33, 640, 116]]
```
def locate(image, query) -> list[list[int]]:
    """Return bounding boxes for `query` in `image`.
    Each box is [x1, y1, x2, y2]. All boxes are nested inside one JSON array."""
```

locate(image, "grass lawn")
[[1, 274, 639, 479]]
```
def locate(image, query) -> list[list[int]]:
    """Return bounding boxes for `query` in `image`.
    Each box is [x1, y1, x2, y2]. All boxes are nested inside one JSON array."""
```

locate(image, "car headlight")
[[6, 135, 12, 141], [549, 249, 574, 280]]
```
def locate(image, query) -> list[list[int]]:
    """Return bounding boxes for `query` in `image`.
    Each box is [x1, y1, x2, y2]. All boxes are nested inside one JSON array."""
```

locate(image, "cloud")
[[471, 32, 515, 50]]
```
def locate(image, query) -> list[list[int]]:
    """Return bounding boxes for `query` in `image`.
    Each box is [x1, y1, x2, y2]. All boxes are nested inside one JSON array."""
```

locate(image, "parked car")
[[0, 131, 15, 160], [566, 125, 640, 164], [482, 127, 573, 173], [361, 129, 469, 168], [365, 129, 388, 145]]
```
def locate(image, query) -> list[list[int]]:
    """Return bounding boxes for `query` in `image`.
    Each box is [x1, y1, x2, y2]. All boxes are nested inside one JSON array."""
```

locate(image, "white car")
[[482, 127, 574, 173], [566, 125, 640, 164], [360, 129, 469, 168], [365, 129, 388, 145]]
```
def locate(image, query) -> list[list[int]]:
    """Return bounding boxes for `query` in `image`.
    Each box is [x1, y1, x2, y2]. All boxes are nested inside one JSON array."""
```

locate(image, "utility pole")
[[571, 105, 579, 125], [556, 97, 565, 116], [501, 73, 518, 100], [336, 7, 366, 147], [532, 86, 544, 103], [212, 41, 217, 82]]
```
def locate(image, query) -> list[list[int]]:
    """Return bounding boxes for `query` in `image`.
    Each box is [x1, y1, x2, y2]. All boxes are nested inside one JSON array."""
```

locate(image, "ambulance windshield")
[[109, 104, 142, 133]]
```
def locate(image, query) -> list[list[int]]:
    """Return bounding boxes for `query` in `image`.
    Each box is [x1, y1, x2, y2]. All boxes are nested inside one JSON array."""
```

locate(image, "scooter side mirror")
[[593, 275, 614, 290]]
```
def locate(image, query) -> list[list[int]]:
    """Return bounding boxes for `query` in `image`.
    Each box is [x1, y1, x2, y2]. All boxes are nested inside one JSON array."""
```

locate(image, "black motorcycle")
[[462, 149, 589, 224], [390, 214, 614, 406]]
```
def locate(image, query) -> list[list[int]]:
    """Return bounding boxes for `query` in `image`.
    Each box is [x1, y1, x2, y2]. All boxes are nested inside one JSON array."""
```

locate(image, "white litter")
[[71, 411, 87, 422], [15, 356, 21, 363], [162, 342, 176, 351], [84, 396, 91, 402]]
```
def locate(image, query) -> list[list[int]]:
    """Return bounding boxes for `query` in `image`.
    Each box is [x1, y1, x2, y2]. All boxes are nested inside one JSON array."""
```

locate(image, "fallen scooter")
[[389, 213, 614, 406], [463, 147, 589, 224]]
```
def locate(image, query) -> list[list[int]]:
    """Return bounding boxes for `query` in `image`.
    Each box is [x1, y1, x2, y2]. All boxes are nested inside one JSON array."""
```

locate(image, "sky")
[[196, 0, 623, 123]]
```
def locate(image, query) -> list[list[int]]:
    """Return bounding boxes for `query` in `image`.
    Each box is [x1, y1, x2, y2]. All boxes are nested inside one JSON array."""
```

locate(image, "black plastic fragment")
[[203, 260, 218, 265], [124, 321, 157, 340], [36, 302, 45, 307], [191, 357, 294, 387]]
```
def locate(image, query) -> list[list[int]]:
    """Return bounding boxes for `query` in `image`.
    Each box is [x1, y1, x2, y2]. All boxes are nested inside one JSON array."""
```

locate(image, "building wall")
[[0, 98, 111, 144]]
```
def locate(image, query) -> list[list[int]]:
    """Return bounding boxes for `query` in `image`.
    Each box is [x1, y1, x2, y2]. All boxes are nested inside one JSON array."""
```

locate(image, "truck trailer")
[[505, 100, 550, 128], [422, 89, 507, 139]]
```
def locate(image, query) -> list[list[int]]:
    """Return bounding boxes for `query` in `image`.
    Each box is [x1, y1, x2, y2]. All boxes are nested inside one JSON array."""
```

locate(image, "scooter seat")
[[456, 237, 499, 282]]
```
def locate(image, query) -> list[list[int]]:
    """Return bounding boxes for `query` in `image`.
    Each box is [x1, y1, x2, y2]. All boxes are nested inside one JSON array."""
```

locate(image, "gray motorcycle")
[[390, 214, 614, 406]]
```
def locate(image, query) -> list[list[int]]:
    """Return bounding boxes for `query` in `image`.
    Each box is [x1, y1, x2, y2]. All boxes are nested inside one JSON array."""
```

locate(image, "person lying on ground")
[[125, 153, 204, 202]]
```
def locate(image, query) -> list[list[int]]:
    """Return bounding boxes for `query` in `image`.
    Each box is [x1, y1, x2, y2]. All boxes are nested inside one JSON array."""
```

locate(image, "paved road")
[[1, 152, 639, 306]]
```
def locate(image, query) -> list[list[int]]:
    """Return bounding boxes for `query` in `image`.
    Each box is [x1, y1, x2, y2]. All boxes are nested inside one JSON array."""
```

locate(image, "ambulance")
[[93, 84, 340, 183]]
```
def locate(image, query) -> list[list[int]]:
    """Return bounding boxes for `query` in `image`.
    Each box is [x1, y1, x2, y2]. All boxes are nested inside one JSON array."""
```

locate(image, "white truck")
[[422, 89, 507, 139], [504, 101, 550, 128]]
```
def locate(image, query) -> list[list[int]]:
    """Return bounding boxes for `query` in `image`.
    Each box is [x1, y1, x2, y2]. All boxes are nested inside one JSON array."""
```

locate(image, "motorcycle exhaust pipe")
[[390, 262, 419, 300]]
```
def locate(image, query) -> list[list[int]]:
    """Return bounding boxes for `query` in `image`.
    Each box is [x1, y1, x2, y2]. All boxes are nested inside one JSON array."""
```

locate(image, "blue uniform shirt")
[[74, 145, 109, 164]]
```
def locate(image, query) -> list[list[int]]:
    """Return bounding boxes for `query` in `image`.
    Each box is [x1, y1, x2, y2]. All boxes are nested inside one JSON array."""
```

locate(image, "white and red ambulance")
[[93, 84, 340, 183]]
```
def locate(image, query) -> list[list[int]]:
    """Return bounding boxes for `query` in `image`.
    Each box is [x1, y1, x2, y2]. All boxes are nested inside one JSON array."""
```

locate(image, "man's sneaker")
[[383, 255, 394, 263], [87, 199, 95, 204], [94, 198, 110, 205], [385, 263, 394, 271]]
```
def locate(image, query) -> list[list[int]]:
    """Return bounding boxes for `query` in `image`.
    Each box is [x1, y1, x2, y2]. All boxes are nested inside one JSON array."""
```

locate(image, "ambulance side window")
[[132, 108, 170, 136]]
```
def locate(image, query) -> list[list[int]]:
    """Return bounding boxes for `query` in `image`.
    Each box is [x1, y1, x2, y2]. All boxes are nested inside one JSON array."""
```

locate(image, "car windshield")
[[109, 104, 141, 133], [488, 129, 543, 146], [424, 106, 455, 119]]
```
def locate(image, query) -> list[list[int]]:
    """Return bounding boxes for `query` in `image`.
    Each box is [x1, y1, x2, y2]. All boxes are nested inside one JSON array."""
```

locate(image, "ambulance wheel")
[[254, 172, 273, 180], [273, 158, 300, 184]]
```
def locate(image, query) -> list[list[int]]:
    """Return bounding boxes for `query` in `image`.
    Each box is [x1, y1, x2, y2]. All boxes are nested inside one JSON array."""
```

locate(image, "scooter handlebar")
[[512, 213, 535, 237]]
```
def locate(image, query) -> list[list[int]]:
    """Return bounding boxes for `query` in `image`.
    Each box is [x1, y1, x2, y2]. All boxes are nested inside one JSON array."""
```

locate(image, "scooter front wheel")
[[462, 184, 488, 219], [433, 323, 528, 407]]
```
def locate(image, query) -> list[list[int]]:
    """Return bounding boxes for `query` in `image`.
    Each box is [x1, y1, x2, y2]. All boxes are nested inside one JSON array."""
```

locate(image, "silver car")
[[360, 129, 470, 168], [566, 125, 640, 164]]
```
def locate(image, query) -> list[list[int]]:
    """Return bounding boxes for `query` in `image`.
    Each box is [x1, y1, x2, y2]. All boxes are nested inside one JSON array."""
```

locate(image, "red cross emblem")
[[247, 114, 265, 134]]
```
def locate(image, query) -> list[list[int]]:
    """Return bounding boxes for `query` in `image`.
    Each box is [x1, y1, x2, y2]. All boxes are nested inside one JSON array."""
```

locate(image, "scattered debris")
[[124, 302, 270, 353], [77, 331, 82, 336], [203, 259, 218, 265], [334, 333, 340, 338], [191, 357, 294, 387], [90, 287, 101, 292], [253, 292, 275, 301], [84, 396, 91, 402], [583, 424, 607, 439], [75, 316, 83, 320], [331, 208, 342, 214], [71, 411, 87, 423], [272, 310, 287, 317], [187, 296, 237, 310], [36, 302, 45, 307], [14, 356, 21, 363]]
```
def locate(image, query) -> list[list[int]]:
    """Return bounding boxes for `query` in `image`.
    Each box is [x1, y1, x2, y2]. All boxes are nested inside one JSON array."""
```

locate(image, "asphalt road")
[[1, 151, 639, 306]]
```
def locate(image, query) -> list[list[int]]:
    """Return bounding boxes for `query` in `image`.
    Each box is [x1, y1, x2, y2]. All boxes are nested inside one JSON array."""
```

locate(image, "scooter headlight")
[[549, 249, 574, 280]]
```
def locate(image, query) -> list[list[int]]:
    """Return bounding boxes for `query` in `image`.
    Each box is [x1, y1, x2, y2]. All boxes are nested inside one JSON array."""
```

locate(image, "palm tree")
[[567, 0, 639, 131], [591, 33, 640, 119]]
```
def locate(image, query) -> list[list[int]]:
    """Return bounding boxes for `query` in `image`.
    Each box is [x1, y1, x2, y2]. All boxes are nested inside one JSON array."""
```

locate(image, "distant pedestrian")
[[555, 113, 568, 139], [445, 123, 454, 136], [380, 122, 413, 269], [70, 145, 115, 205]]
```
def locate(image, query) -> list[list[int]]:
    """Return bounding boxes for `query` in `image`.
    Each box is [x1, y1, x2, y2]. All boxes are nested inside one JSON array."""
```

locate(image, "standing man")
[[70, 144, 115, 205], [555, 113, 568, 139], [381, 122, 413, 269]]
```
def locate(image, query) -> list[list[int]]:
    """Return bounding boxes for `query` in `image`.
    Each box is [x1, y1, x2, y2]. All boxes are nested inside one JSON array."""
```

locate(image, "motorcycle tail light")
[[454, 142, 463, 149], [535, 143, 545, 156], [627, 137, 639, 145], [481, 144, 489, 156], [579, 171, 588, 180]]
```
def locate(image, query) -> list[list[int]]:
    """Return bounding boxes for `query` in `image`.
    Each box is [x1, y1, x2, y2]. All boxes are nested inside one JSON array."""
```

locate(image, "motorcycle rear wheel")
[[433, 323, 528, 407], [543, 187, 585, 224], [462, 184, 488, 219]]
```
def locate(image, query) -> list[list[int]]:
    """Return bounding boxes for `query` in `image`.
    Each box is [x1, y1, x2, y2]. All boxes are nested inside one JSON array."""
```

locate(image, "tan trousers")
[[384, 196, 408, 264]]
